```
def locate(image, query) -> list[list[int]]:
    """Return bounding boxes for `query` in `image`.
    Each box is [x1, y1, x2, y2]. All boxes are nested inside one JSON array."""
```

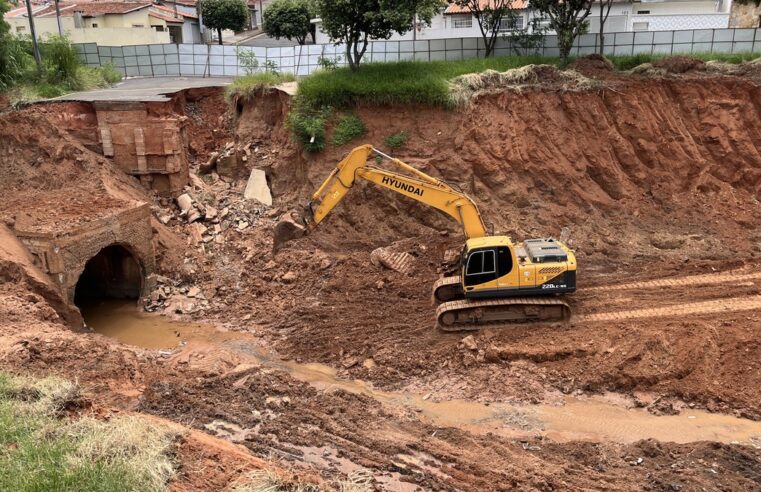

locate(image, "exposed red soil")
[[186, 75, 761, 420], [0, 110, 149, 233], [2, 67, 761, 489]]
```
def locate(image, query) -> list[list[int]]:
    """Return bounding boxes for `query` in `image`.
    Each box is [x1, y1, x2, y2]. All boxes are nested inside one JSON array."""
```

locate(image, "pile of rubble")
[[144, 274, 210, 314]]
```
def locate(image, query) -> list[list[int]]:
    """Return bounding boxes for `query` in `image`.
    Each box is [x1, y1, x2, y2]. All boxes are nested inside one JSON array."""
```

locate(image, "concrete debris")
[[177, 193, 193, 215], [199, 151, 219, 174], [370, 247, 415, 275], [144, 275, 209, 314], [461, 335, 478, 351], [243, 169, 273, 206]]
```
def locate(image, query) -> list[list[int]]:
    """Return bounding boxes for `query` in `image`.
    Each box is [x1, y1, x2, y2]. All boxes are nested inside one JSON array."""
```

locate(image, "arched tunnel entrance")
[[74, 244, 143, 306]]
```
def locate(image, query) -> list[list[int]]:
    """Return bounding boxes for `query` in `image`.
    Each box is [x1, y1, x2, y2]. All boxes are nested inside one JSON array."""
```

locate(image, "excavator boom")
[[304, 145, 488, 238]]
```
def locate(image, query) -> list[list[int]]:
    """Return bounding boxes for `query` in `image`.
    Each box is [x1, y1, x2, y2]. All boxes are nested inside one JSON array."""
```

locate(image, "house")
[[314, 0, 736, 45], [730, 2, 761, 27], [4, 1, 202, 45]]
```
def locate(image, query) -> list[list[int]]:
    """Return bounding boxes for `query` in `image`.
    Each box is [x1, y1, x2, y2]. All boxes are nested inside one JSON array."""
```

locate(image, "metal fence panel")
[[75, 27, 761, 78]]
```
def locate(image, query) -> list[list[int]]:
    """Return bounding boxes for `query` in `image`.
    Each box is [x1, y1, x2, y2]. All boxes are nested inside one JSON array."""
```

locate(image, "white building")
[[314, 0, 735, 44]]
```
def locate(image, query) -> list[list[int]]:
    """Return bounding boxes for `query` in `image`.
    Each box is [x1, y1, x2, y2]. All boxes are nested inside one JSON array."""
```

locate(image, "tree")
[[263, 0, 315, 44], [532, 0, 592, 64], [198, 0, 249, 45], [597, 0, 613, 55], [448, 0, 516, 58], [381, 0, 445, 39], [317, 0, 440, 70]]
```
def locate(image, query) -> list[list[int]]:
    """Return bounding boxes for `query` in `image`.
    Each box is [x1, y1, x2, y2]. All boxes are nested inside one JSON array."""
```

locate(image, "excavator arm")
[[302, 144, 488, 239]]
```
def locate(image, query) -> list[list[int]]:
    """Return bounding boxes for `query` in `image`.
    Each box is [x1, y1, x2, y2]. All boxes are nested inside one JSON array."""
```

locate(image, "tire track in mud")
[[586, 270, 761, 292], [576, 295, 761, 323]]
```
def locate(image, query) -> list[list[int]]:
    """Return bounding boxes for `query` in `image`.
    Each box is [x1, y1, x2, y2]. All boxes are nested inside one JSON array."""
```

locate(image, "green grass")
[[0, 372, 179, 492], [296, 56, 557, 109], [332, 114, 366, 146], [286, 106, 331, 152], [607, 51, 761, 71], [384, 130, 410, 149], [226, 72, 297, 101]]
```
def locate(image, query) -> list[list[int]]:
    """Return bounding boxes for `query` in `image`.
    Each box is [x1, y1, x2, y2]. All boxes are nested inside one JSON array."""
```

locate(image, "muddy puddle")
[[83, 300, 761, 447]]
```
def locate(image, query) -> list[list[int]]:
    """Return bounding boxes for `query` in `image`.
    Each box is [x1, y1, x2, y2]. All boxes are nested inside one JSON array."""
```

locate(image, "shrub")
[[332, 113, 366, 146], [286, 107, 330, 152], [0, 35, 32, 89], [100, 62, 122, 84], [226, 72, 296, 101], [40, 34, 80, 87], [384, 130, 409, 149]]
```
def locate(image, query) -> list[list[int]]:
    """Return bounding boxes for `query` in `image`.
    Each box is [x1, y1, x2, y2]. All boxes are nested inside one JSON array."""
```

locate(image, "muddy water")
[[83, 301, 761, 446]]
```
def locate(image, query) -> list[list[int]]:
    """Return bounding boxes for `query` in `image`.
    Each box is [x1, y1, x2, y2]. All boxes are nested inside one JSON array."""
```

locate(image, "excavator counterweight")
[[273, 145, 577, 331]]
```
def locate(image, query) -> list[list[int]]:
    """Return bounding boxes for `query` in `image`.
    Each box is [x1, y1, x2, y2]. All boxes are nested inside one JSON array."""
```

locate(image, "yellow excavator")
[[274, 144, 577, 331]]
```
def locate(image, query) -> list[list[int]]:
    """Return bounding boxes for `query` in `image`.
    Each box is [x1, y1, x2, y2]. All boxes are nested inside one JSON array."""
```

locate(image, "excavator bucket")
[[273, 214, 306, 252], [272, 203, 314, 252]]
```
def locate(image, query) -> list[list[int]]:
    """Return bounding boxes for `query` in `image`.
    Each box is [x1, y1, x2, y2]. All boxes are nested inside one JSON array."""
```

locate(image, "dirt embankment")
[[220, 75, 761, 419]]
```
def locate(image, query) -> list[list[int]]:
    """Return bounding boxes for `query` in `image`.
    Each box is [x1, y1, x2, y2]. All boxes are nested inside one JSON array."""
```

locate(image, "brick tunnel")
[[74, 244, 144, 306]]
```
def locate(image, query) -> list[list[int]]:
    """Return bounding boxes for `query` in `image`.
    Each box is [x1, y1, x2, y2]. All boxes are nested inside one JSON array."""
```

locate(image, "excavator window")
[[497, 246, 513, 276], [465, 249, 497, 286]]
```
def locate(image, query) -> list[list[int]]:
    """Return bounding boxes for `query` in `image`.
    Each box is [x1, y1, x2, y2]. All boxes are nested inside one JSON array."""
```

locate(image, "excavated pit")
[[2, 66, 761, 489]]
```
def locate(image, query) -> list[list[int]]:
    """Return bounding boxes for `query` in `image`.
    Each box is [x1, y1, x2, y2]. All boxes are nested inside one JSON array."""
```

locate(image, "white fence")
[[75, 27, 761, 78]]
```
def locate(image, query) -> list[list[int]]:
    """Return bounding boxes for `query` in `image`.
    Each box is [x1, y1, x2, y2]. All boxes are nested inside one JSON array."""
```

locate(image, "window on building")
[[91, 23, 98, 28], [633, 21, 649, 31], [132, 24, 144, 28], [498, 15, 524, 31], [152, 25, 164, 31], [16, 25, 26, 32], [636, 10, 650, 14], [451, 14, 472, 29]]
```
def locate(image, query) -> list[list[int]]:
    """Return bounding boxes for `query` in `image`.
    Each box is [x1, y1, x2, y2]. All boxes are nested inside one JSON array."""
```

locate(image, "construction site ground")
[[1, 58, 761, 490]]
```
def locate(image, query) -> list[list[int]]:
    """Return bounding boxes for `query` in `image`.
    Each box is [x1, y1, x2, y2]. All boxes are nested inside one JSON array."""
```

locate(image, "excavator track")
[[436, 297, 571, 332], [432, 275, 464, 303]]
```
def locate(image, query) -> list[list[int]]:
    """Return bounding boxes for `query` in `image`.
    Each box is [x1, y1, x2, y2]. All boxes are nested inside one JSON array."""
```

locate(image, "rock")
[[281, 271, 298, 283], [237, 221, 249, 231], [158, 214, 172, 225], [243, 169, 273, 206], [217, 152, 240, 178], [205, 205, 218, 220], [362, 358, 376, 370], [342, 357, 359, 369], [187, 286, 201, 298], [320, 258, 332, 270], [189, 223, 207, 245], [375, 280, 385, 290], [187, 209, 202, 223], [199, 151, 219, 174], [177, 193, 193, 214], [461, 335, 478, 351]]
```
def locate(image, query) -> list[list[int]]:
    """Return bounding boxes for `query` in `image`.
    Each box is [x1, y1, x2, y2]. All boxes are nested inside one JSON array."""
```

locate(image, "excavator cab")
[[459, 236, 576, 299]]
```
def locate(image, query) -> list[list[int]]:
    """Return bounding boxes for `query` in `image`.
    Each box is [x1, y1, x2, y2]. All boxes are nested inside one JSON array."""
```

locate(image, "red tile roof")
[[151, 3, 197, 19], [445, 0, 527, 14], [149, 10, 182, 22], [8, 1, 152, 18]]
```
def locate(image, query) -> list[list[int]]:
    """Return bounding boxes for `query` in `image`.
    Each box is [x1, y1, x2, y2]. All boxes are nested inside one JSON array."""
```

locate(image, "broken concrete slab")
[[243, 169, 272, 206]]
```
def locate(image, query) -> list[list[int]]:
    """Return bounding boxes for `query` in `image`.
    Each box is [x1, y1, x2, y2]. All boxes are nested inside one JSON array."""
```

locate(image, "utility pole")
[[24, 0, 42, 74], [53, 0, 63, 36]]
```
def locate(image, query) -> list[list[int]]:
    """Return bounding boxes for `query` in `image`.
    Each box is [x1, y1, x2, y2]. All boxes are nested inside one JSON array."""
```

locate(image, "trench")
[[85, 302, 761, 447]]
